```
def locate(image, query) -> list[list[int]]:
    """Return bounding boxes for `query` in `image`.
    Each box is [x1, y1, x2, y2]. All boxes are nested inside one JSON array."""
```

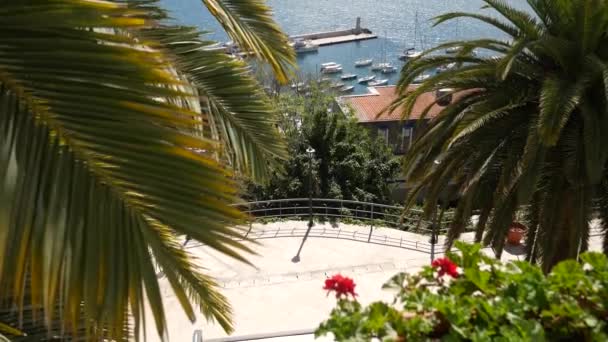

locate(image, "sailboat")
[[436, 62, 457, 73], [339, 85, 355, 93], [412, 74, 430, 84], [341, 73, 358, 80], [368, 79, 388, 87], [381, 66, 397, 74], [399, 12, 423, 61], [357, 75, 376, 84], [355, 58, 373, 67], [371, 32, 396, 71]]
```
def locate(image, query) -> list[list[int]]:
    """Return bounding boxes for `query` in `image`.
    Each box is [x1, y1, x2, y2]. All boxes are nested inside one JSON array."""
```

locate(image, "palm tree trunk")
[[542, 186, 591, 272]]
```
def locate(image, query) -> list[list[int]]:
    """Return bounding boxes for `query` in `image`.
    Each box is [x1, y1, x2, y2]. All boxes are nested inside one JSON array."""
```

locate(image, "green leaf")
[[0, 0, 292, 340], [201, 0, 296, 83]]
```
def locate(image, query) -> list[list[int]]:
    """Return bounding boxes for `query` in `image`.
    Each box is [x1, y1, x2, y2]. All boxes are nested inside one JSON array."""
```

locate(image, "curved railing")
[[233, 198, 451, 234]]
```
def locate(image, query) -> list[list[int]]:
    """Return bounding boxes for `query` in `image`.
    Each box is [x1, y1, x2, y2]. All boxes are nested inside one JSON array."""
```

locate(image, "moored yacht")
[[357, 75, 376, 84], [371, 62, 392, 71], [322, 65, 343, 74], [341, 73, 358, 80], [292, 39, 319, 54], [321, 62, 340, 70], [413, 74, 431, 84], [339, 85, 355, 93], [399, 48, 422, 61], [355, 58, 373, 67], [381, 66, 397, 74], [436, 62, 457, 73], [368, 79, 388, 87]]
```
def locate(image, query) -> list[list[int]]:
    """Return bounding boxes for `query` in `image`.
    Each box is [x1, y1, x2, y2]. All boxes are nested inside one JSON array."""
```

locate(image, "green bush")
[[316, 243, 608, 341]]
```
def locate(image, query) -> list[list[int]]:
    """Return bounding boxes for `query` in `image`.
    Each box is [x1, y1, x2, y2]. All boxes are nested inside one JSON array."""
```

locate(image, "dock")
[[290, 17, 377, 47], [210, 17, 377, 56], [304, 32, 377, 46]]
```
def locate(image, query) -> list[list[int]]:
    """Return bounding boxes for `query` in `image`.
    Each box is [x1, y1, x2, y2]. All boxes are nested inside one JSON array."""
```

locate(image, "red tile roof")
[[339, 85, 446, 123]]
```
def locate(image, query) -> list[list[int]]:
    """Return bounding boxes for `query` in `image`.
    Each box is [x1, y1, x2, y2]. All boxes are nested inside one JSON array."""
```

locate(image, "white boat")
[[399, 12, 424, 61], [358, 75, 376, 84], [381, 66, 397, 74], [318, 77, 332, 83], [341, 73, 357, 80], [445, 46, 462, 54], [399, 48, 422, 61], [413, 74, 431, 84], [371, 62, 392, 71], [339, 85, 355, 93], [355, 59, 373, 67], [320, 62, 340, 70], [330, 82, 345, 88], [292, 39, 319, 54], [322, 65, 343, 74], [368, 79, 388, 87], [436, 62, 457, 73]]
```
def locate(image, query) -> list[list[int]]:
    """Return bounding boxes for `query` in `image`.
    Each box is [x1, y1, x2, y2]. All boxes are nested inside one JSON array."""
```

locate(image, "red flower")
[[432, 257, 459, 278], [323, 274, 357, 299]]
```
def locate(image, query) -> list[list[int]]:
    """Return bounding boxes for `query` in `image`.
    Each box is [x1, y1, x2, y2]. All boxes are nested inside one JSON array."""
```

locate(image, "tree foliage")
[[247, 85, 401, 204], [392, 0, 608, 269]]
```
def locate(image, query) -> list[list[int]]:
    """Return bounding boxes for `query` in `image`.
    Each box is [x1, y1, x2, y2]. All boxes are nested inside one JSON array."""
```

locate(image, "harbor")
[[165, 0, 517, 95]]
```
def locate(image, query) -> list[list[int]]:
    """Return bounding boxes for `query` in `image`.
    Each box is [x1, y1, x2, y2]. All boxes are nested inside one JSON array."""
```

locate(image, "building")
[[337, 85, 453, 155], [337, 85, 455, 200]]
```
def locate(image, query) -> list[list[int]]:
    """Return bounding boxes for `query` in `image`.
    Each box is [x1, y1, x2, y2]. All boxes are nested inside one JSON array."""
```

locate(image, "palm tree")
[[391, 0, 608, 271], [0, 0, 294, 340]]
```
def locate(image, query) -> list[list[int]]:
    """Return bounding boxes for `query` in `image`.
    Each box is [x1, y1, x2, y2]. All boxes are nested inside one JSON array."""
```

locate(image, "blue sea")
[[159, 0, 529, 94]]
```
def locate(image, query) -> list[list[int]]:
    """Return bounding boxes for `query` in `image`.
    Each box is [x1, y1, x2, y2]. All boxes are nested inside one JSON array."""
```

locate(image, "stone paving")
[[144, 220, 604, 342]]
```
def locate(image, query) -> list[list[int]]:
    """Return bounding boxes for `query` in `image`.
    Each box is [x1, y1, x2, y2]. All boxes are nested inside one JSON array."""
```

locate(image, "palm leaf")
[[394, 0, 608, 269], [0, 1, 265, 340], [201, 0, 295, 83], [538, 74, 588, 145], [139, 26, 287, 181], [481, 0, 542, 38]]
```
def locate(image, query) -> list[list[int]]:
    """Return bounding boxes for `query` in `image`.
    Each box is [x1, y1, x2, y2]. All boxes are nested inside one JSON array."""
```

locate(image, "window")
[[402, 127, 413, 151], [378, 127, 389, 145]]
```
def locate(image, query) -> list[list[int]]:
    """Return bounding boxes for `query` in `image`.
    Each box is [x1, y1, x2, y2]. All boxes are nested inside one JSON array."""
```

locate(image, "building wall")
[[362, 120, 428, 155], [360, 119, 433, 203]]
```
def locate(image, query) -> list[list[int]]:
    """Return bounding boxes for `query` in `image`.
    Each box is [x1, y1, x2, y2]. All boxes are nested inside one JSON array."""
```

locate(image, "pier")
[[290, 17, 377, 46], [210, 17, 377, 55]]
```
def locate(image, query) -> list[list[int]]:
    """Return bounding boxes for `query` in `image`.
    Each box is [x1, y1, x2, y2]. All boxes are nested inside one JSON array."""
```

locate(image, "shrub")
[[316, 243, 608, 341]]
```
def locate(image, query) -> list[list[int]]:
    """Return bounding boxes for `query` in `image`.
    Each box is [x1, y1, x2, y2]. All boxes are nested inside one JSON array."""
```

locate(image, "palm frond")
[[538, 74, 587, 145], [201, 0, 295, 83], [482, 0, 543, 38], [0, 1, 260, 340], [140, 26, 287, 182]]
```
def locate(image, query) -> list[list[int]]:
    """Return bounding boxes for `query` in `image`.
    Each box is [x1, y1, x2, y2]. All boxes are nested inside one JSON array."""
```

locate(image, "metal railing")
[[234, 198, 450, 233], [226, 198, 450, 256]]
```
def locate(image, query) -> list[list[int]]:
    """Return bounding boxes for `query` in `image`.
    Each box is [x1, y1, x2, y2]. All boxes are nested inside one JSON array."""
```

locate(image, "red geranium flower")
[[432, 257, 459, 278], [323, 274, 357, 299]]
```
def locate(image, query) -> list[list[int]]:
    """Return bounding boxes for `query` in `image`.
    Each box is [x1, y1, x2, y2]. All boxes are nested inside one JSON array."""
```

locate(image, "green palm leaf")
[[0, 0, 292, 340], [201, 0, 296, 83], [140, 26, 287, 181], [394, 0, 608, 269]]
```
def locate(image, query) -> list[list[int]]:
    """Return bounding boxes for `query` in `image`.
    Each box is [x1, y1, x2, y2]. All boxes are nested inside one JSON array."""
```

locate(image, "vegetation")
[[246, 85, 401, 204], [391, 0, 608, 270], [0, 0, 293, 340], [317, 243, 608, 341]]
